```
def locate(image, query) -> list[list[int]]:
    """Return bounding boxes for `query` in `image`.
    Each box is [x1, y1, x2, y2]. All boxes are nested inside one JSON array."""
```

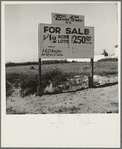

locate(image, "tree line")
[[6, 60, 75, 67]]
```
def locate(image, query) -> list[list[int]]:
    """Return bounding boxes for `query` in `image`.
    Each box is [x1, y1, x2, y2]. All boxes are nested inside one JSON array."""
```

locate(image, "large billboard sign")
[[52, 13, 84, 26], [38, 23, 94, 58]]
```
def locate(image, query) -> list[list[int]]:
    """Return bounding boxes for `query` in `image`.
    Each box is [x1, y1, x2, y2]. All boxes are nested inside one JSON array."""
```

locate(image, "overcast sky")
[[4, 2, 119, 62]]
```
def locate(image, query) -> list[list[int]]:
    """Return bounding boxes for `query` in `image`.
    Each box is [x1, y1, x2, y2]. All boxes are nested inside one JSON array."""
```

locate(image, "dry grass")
[[6, 61, 118, 96], [6, 61, 118, 75]]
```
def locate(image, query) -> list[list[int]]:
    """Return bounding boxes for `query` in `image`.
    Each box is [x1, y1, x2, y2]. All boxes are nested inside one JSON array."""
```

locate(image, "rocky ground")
[[6, 75, 119, 114]]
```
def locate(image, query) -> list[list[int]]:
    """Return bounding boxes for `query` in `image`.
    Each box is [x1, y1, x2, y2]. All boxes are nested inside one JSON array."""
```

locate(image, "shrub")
[[6, 81, 13, 96], [30, 66, 35, 70], [41, 67, 68, 88], [20, 68, 69, 96], [20, 73, 38, 96], [6, 72, 22, 87], [6, 72, 38, 96], [6, 68, 69, 97]]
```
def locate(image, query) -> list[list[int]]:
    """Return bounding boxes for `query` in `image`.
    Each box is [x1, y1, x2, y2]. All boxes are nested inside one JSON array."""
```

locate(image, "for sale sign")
[[52, 13, 84, 26], [38, 23, 94, 58]]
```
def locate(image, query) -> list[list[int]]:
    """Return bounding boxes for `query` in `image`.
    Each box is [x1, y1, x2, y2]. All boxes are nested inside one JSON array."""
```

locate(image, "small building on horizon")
[[114, 45, 118, 57]]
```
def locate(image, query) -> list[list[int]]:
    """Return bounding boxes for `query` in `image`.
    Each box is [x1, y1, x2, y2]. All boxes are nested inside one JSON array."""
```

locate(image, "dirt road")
[[6, 83, 118, 114]]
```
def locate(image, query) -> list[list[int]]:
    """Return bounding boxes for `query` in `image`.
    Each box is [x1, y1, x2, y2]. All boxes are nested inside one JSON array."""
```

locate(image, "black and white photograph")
[[5, 2, 119, 114], [1, 1, 120, 148]]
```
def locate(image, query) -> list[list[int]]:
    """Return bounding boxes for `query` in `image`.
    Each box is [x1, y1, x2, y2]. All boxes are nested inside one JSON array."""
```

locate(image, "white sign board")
[[38, 23, 94, 58], [52, 13, 84, 26]]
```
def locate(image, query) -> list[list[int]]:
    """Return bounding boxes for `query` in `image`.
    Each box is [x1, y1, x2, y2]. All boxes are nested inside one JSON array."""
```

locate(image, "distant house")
[[114, 45, 118, 57], [114, 45, 118, 48], [102, 49, 108, 56]]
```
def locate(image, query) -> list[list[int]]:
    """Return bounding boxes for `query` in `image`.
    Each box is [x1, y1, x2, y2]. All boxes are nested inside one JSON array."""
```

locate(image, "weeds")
[[6, 81, 13, 96], [20, 73, 38, 96], [6, 106, 26, 114], [6, 68, 70, 97], [41, 68, 69, 88], [6, 61, 118, 97]]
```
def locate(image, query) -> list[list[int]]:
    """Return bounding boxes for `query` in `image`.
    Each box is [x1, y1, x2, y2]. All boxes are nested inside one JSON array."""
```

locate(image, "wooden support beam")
[[89, 58, 94, 88], [37, 58, 43, 96]]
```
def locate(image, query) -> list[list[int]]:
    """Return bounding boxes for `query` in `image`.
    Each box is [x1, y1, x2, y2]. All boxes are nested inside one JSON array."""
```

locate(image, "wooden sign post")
[[88, 58, 94, 88], [37, 58, 43, 96]]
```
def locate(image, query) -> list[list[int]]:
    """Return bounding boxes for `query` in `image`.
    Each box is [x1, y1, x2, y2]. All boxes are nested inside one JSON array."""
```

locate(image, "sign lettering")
[[52, 13, 84, 26], [38, 24, 94, 58]]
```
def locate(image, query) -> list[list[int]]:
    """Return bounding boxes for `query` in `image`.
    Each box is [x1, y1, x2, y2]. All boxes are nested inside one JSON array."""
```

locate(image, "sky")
[[4, 2, 119, 63]]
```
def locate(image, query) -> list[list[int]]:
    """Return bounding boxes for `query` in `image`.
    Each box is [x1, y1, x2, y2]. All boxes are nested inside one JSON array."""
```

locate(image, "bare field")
[[6, 61, 118, 114], [6, 61, 118, 75], [6, 84, 118, 114]]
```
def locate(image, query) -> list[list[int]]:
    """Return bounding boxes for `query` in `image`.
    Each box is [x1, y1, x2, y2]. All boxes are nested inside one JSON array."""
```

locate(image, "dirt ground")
[[6, 82, 118, 114]]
